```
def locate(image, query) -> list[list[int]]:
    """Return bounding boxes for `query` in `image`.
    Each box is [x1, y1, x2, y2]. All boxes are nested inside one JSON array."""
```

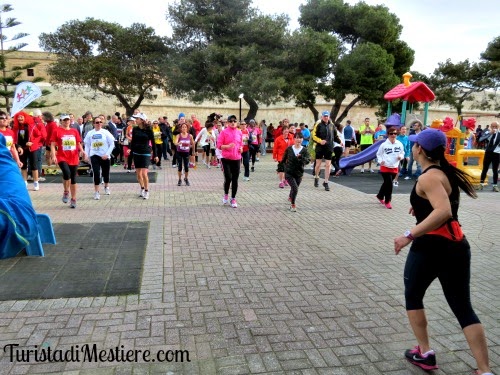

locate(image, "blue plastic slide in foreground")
[[339, 139, 384, 173]]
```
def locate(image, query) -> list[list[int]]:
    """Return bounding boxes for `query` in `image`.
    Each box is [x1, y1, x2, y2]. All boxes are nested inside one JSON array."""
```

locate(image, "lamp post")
[[238, 93, 244, 122]]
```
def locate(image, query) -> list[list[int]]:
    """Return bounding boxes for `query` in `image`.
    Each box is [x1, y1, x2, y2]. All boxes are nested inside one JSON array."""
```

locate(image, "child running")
[[281, 132, 310, 212]]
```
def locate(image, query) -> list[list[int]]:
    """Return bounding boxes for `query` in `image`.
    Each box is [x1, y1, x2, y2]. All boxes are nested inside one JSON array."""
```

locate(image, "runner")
[[50, 114, 86, 208], [282, 132, 310, 212], [173, 122, 195, 186]]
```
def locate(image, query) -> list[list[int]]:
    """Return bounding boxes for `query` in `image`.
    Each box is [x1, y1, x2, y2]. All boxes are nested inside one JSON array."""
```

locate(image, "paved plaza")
[[0, 157, 498, 374]]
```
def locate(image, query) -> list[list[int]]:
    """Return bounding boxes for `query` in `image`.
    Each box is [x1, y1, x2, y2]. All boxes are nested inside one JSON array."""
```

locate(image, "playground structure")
[[340, 72, 487, 184]]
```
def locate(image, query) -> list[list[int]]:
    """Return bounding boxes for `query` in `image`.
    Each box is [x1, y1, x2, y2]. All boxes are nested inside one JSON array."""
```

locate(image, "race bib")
[[92, 134, 104, 149], [154, 130, 161, 140], [4, 135, 13, 147], [62, 135, 77, 151], [179, 140, 190, 152]]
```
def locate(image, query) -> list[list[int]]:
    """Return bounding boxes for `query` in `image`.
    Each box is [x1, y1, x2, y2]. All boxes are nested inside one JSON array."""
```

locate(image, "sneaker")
[[370, 169, 375, 173], [127, 169, 131, 173], [404, 176, 411, 180], [33, 182, 40, 191], [243, 177, 250, 181], [222, 194, 229, 205], [290, 204, 297, 212], [493, 185, 499, 192], [283, 180, 289, 187], [251, 166, 255, 172], [94, 191, 100, 200], [385, 202, 392, 209], [404, 346, 438, 371], [184, 179, 190, 186], [104, 187, 110, 195], [27, 176, 33, 181], [256, 158, 259, 161], [377, 197, 384, 205], [393, 181, 399, 187], [70, 199, 77, 209], [38, 177, 46, 182], [360, 169, 365, 173], [177, 179, 182, 186], [279, 182, 285, 188], [314, 176, 319, 187], [143, 191, 149, 200], [478, 183, 484, 190], [139, 188, 145, 198], [230, 198, 238, 208], [189, 162, 195, 168], [62, 191, 69, 204], [323, 181, 330, 191]]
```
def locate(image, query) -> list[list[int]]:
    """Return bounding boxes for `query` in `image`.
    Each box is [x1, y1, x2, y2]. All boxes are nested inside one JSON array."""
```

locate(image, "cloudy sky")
[[10, 0, 499, 75]]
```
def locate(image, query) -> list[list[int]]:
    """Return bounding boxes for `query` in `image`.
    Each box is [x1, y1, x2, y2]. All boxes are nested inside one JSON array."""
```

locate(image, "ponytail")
[[425, 146, 477, 198]]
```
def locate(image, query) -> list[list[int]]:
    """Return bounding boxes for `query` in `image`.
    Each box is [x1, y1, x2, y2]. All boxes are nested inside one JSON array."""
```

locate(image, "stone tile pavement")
[[0, 157, 498, 374]]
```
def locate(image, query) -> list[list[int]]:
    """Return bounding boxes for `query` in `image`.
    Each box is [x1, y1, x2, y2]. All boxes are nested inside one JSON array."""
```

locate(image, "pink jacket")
[[217, 127, 242, 160]]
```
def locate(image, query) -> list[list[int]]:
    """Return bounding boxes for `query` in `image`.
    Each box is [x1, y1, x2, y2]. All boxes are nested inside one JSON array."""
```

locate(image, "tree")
[[480, 35, 500, 87], [0, 4, 58, 113], [39, 18, 169, 116], [165, 0, 291, 120], [429, 59, 496, 117], [297, 0, 414, 123]]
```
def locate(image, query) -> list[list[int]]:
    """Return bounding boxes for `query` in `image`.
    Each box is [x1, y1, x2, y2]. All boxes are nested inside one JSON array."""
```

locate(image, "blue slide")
[[339, 139, 384, 174], [0, 133, 38, 259]]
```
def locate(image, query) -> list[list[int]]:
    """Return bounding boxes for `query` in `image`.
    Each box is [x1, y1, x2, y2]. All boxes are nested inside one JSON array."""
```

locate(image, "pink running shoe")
[[385, 202, 392, 209], [279, 182, 285, 189], [283, 180, 289, 187], [404, 346, 438, 371]]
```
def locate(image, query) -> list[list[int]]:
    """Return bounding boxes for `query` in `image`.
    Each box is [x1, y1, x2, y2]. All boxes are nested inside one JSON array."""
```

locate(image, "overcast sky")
[[9, 0, 499, 76]]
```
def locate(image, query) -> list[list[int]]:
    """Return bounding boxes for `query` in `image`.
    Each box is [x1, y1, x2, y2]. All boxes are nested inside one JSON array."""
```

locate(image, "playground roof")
[[384, 81, 435, 103]]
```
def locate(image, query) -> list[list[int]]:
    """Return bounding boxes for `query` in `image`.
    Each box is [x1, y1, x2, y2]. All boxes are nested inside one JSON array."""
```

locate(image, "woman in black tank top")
[[392, 129, 492, 374]]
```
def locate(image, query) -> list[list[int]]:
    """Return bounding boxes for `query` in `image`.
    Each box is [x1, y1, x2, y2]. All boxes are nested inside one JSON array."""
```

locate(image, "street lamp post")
[[238, 93, 244, 122]]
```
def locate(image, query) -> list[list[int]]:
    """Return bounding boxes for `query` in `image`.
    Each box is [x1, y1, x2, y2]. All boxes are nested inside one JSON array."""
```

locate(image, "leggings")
[[58, 162, 78, 185], [404, 235, 480, 329], [249, 146, 258, 166], [154, 144, 163, 166], [377, 171, 396, 203], [90, 155, 111, 186], [241, 151, 249, 177], [176, 152, 189, 173], [285, 174, 302, 204], [221, 158, 240, 198], [480, 150, 499, 184]]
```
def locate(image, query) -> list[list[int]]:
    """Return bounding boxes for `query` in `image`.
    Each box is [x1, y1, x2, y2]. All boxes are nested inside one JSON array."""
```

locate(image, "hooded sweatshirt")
[[217, 126, 242, 160]]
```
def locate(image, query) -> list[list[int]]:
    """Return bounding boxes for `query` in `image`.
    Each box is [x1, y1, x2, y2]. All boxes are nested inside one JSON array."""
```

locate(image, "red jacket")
[[273, 133, 293, 162], [12, 111, 47, 152], [44, 120, 58, 147]]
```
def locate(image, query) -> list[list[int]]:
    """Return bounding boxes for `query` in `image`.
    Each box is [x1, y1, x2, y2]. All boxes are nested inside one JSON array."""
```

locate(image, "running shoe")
[[290, 204, 297, 212], [404, 176, 411, 180], [184, 178, 190, 186], [385, 202, 392, 209], [323, 181, 330, 191], [283, 180, 289, 187], [256, 158, 259, 161], [62, 191, 69, 204], [251, 166, 254, 172], [393, 181, 399, 187], [172, 164, 177, 168], [230, 198, 238, 208], [143, 191, 149, 200], [370, 169, 375, 173], [360, 168, 365, 173], [70, 199, 77, 209], [94, 191, 100, 200], [104, 187, 111, 195], [493, 185, 499, 192], [314, 176, 319, 187], [33, 182, 40, 191], [177, 179, 182, 186], [243, 177, 250, 181], [140, 188, 145, 198], [404, 346, 438, 371], [127, 169, 131, 173], [38, 177, 46, 182], [377, 197, 384, 205], [222, 194, 229, 205], [279, 182, 285, 188]]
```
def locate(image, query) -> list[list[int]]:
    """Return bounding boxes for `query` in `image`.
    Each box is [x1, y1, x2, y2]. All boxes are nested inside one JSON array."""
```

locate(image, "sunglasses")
[[0, 116, 6, 120], [62, 118, 70, 121], [229, 120, 237, 123], [94, 121, 103, 124], [389, 132, 397, 135]]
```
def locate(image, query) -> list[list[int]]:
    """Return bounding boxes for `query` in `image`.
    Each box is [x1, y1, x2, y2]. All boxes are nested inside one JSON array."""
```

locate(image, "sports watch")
[[404, 230, 415, 241]]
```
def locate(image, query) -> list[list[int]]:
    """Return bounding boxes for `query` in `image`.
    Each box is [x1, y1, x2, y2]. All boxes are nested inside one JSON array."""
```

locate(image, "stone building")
[[4, 51, 498, 128]]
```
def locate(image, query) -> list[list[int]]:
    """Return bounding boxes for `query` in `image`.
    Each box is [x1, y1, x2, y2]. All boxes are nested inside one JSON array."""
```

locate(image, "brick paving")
[[0, 157, 498, 374]]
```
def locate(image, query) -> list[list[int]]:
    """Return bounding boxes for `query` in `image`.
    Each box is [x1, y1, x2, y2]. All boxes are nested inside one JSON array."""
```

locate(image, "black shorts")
[[345, 140, 352, 148], [315, 144, 333, 160], [276, 161, 285, 173], [133, 154, 151, 169], [360, 144, 372, 151]]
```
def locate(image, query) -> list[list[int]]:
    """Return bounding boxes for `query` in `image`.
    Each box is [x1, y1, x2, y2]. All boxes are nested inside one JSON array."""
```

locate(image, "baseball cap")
[[408, 128, 446, 151], [133, 113, 147, 121], [322, 111, 330, 117], [127, 117, 135, 122], [248, 119, 256, 124], [60, 114, 70, 120], [178, 112, 185, 120], [227, 115, 237, 122]]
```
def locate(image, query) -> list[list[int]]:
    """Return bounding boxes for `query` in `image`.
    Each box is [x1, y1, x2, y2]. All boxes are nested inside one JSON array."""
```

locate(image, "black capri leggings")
[[58, 162, 78, 185], [90, 155, 111, 186], [177, 151, 190, 173], [404, 235, 480, 329], [285, 174, 302, 204], [221, 158, 240, 198]]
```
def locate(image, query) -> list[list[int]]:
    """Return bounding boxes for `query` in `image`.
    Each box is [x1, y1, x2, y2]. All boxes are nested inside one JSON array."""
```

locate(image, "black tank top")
[[409, 165, 460, 224]]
